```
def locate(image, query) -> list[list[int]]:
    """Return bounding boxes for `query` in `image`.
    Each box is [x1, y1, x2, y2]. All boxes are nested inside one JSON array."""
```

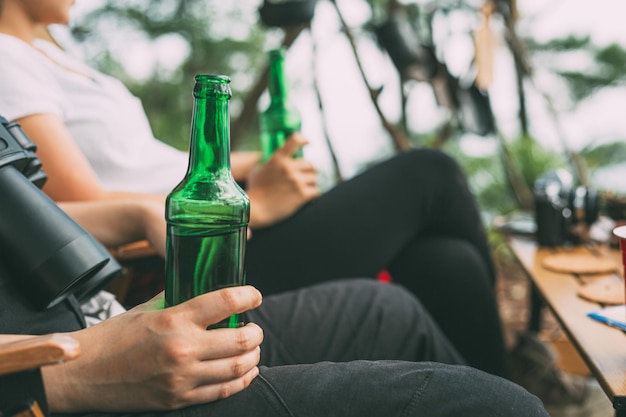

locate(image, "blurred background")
[[51, 0, 626, 230], [50, 3, 626, 413]]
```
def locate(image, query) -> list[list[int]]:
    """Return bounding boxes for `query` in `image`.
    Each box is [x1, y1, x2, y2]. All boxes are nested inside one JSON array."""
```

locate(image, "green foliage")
[[442, 133, 568, 220], [526, 35, 592, 52], [72, 0, 268, 147], [528, 36, 626, 101], [504, 135, 566, 190], [579, 140, 626, 172], [128, 79, 192, 150]]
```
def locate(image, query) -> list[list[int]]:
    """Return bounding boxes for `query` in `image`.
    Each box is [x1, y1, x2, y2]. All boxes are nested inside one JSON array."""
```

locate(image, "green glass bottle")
[[165, 74, 250, 329], [260, 47, 303, 160]]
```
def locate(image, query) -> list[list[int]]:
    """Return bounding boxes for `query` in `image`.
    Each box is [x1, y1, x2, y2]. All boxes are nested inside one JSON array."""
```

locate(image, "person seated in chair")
[[0, 0, 510, 379], [0, 197, 549, 417]]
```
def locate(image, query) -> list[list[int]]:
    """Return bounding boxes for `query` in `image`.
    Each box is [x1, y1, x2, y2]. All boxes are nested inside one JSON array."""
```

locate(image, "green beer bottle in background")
[[260, 47, 303, 160], [165, 74, 250, 329]]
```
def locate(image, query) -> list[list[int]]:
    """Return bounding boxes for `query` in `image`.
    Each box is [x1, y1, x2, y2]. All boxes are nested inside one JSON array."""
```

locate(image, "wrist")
[[247, 193, 269, 229]]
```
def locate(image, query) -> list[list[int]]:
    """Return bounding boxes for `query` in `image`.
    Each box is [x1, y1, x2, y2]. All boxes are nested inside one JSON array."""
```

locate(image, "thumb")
[[176, 286, 263, 328]]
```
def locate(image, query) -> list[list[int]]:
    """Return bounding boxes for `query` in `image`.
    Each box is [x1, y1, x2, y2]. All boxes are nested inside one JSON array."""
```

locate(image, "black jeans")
[[246, 149, 510, 378], [42, 281, 547, 417]]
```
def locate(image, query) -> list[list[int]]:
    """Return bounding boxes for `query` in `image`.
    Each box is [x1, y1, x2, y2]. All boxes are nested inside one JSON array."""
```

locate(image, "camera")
[[533, 169, 600, 247], [0, 116, 121, 309]]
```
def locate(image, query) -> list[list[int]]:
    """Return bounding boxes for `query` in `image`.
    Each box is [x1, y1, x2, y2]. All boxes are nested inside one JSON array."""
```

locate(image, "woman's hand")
[[43, 286, 264, 412], [246, 134, 320, 229]]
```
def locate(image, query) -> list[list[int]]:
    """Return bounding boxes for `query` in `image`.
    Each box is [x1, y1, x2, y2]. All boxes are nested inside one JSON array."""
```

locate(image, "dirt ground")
[[495, 250, 561, 348]]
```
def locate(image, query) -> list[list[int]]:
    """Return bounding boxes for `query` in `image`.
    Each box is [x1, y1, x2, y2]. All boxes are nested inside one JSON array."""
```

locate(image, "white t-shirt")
[[0, 34, 188, 194]]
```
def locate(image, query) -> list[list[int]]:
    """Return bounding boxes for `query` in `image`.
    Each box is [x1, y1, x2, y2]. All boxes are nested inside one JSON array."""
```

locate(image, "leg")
[[247, 279, 465, 366], [50, 281, 548, 416], [528, 284, 544, 332], [387, 237, 511, 378], [246, 149, 509, 378], [55, 362, 549, 417], [246, 148, 495, 292]]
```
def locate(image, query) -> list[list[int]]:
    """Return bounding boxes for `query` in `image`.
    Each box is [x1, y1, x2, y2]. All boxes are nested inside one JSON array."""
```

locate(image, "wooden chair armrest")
[[0, 334, 80, 376], [106, 240, 163, 306], [109, 240, 159, 261]]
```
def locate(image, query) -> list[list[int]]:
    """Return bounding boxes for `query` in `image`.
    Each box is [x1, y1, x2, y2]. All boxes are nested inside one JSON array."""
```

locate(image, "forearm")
[[246, 191, 275, 229], [41, 327, 115, 412], [231, 151, 261, 182], [40, 323, 153, 413], [0, 334, 34, 344], [59, 199, 167, 257]]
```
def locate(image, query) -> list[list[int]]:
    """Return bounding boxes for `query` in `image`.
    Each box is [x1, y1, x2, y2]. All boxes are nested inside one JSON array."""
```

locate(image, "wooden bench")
[[507, 235, 626, 416]]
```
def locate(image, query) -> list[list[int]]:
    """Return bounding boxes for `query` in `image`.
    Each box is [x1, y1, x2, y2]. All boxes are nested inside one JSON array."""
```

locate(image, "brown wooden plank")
[[508, 236, 626, 401], [0, 334, 80, 375]]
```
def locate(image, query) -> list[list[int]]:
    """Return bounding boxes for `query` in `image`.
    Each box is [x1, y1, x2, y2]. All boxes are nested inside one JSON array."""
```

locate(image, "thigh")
[[245, 149, 492, 295], [54, 362, 548, 417], [247, 279, 464, 366], [389, 237, 510, 378], [247, 362, 548, 417]]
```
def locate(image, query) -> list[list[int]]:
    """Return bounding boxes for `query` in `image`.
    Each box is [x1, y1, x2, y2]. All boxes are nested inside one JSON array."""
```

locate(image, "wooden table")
[[507, 236, 626, 416]]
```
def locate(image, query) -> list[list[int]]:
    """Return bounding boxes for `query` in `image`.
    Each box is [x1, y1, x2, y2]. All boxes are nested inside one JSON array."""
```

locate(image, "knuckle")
[[157, 309, 183, 330], [219, 287, 239, 311], [161, 338, 193, 365], [231, 356, 248, 377], [235, 327, 256, 350], [218, 382, 235, 400]]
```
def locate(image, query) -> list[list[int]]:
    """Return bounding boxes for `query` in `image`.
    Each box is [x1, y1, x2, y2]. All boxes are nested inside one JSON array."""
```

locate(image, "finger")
[[294, 170, 319, 189], [197, 323, 264, 360], [304, 185, 321, 199], [194, 345, 261, 384], [172, 286, 263, 328], [276, 134, 307, 158], [173, 347, 260, 406], [185, 365, 260, 404], [292, 158, 317, 173]]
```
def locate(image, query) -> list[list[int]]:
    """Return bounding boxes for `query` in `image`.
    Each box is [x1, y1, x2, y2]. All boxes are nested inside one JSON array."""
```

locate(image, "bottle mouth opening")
[[193, 75, 231, 98], [195, 74, 230, 83]]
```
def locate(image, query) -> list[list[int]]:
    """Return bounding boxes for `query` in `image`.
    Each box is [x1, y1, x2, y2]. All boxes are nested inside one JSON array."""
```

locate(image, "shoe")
[[510, 332, 587, 407]]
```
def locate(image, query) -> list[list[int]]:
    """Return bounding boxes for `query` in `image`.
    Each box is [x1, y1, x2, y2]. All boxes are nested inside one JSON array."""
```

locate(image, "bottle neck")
[[188, 75, 231, 176], [267, 53, 289, 107]]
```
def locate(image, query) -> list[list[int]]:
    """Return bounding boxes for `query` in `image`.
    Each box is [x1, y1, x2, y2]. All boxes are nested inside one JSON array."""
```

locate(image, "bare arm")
[[18, 113, 316, 230], [0, 334, 34, 344], [16, 113, 165, 204], [42, 286, 263, 412], [58, 200, 167, 257], [231, 151, 262, 182]]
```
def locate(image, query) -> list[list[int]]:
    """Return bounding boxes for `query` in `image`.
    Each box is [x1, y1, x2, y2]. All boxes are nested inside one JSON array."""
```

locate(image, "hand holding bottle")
[[246, 134, 320, 229], [43, 286, 263, 412]]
